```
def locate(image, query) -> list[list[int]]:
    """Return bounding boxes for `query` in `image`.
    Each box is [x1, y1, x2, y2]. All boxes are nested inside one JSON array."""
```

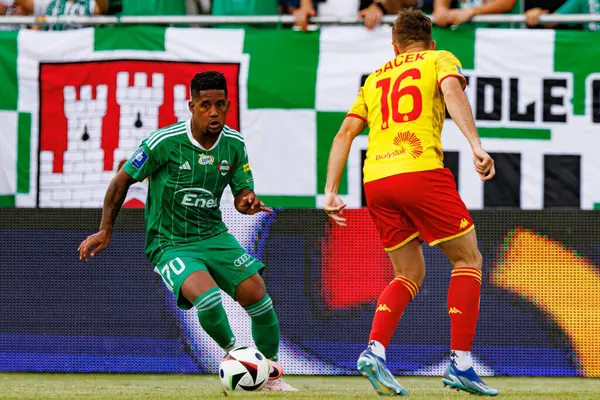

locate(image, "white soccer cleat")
[[262, 360, 298, 391], [262, 377, 298, 391]]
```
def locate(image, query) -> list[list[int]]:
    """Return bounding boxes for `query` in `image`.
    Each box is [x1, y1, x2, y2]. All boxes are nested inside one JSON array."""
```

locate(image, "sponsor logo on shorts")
[[131, 148, 149, 169], [234, 253, 255, 268], [176, 187, 219, 208], [448, 307, 463, 314], [460, 218, 470, 229], [376, 304, 392, 312], [198, 153, 214, 165]]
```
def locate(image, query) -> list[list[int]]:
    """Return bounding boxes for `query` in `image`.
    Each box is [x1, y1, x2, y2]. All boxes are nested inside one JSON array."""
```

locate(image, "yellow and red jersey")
[[348, 50, 466, 183]]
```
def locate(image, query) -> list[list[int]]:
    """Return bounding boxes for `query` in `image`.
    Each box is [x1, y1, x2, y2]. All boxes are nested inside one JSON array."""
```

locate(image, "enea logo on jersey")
[[131, 148, 149, 169], [176, 188, 219, 209], [198, 153, 214, 165]]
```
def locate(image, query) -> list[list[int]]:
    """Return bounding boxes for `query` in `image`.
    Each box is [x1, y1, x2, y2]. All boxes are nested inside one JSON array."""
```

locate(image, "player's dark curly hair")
[[191, 70, 228, 98]]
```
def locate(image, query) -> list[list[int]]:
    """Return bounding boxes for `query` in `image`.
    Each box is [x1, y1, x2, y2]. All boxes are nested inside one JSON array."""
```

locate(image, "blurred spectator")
[[294, 0, 419, 31], [0, 1, 19, 31], [119, 0, 185, 16], [525, 0, 599, 31], [211, 0, 279, 16], [433, 0, 522, 27], [280, 0, 320, 15], [12, 0, 109, 29], [0, 0, 9, 15], [186, 0, 210, 15]]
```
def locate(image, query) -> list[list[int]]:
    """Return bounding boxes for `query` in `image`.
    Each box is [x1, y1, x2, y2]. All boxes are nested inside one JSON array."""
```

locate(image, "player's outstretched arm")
[[78, 169, 136, 261], [441, 77, 495, 181], [234, 189, 273, 216], [324, 116, 366, 226]]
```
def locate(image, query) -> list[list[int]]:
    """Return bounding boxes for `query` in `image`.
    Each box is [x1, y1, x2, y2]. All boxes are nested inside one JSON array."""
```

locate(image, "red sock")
[[369, 276, 420, 347], [448, 267, 482, 351]]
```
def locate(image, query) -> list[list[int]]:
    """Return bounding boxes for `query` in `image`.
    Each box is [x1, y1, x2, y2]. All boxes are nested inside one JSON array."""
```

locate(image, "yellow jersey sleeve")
[[347, 86, 368, 123], [436, 51, 467, 90]]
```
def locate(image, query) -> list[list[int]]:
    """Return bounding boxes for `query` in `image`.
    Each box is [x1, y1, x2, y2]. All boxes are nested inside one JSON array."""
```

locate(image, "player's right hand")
[[324, 192, 347, 227], [525, 8, 548, 27], [472, 147, 495, 181], [78, 230, 111, 261]]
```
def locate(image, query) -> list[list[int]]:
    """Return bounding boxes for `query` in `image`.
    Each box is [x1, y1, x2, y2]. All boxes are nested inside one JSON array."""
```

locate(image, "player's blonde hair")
[[392, 8, 433, 48]]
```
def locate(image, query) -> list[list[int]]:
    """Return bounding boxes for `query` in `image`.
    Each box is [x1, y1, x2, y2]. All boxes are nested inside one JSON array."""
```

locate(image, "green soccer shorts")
[[153, 232, 265, 309]]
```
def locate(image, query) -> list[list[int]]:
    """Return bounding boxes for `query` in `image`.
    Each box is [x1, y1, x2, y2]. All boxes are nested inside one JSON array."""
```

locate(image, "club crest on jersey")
[[198, 153, 214, 165], [218, 160, 231, 176]]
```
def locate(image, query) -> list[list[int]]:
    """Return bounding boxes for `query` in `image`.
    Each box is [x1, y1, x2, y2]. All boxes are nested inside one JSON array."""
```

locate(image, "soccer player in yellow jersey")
[[324, 8, 498, 397]]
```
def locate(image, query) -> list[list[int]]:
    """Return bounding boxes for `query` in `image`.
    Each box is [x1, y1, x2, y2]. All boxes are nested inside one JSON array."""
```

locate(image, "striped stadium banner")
[[0, 26, 599, 209]]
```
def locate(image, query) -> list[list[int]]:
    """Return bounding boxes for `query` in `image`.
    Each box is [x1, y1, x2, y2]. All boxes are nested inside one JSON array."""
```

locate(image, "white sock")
[[450, 350, 473, 371], [368, 340, 386, 361]]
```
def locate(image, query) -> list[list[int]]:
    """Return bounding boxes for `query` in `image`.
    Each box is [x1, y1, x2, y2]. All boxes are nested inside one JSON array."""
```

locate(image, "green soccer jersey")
[[556, 0, 599, 31], [41, 0, 96, 30], [121, 0, 186, 16], [211, 0, 278, 16], [123, 119, 254, 265]]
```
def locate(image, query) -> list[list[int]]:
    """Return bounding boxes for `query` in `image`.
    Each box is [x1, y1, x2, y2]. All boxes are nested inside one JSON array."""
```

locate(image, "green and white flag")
[[0, 31, 30, 208], [1, 26, 599, 209]]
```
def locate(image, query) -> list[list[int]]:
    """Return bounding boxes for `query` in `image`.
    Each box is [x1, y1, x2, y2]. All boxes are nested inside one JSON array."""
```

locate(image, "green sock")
[[244, 295, 280, 361], [193, 287, 236, 351]]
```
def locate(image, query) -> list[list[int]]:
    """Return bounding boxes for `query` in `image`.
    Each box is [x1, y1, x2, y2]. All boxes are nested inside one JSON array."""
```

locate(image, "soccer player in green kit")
[[78, 71, 296, 392]]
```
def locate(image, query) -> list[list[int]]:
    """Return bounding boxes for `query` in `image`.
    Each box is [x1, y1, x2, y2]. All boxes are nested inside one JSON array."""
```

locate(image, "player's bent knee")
[[235, 273, 267, 307], [452, 248, 482, 269]]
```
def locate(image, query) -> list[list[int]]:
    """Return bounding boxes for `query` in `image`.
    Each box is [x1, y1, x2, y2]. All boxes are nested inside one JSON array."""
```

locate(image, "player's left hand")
[[78, 229, 112, 261], [324, 192, 347, 226], [240, 193, 273, 215], [358, 3, 384, 30], [450, 8, 475, 26], [472, 146, 495, 181]]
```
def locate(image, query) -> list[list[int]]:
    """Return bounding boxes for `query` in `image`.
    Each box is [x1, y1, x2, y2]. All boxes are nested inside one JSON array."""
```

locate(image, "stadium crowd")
[[0, 0, 597, 31]]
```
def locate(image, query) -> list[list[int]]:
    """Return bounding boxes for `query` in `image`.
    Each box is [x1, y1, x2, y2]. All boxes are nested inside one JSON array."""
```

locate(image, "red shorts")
[[364, 168, 474, 251]]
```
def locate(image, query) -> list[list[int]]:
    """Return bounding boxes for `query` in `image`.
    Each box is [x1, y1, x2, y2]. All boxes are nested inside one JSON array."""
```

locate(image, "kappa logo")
[[448, 307, 463, 314], [376, 304, 392, 312], [198, 154, 214, 165], [460, 218, 470, 229]]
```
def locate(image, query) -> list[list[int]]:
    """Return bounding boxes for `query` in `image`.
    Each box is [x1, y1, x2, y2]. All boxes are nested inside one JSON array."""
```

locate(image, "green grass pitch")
[[0, 374, 599, 399]]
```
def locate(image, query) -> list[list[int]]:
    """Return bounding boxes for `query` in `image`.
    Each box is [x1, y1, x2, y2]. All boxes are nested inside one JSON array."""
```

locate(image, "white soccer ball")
[[219, 347, 270, 391]]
